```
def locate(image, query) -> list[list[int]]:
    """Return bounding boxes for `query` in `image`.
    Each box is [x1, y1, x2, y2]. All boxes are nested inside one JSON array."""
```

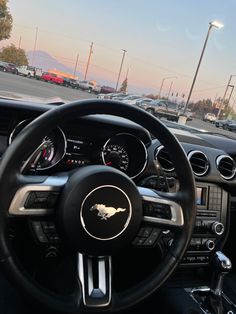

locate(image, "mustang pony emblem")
[[90, 204, 127, 220]]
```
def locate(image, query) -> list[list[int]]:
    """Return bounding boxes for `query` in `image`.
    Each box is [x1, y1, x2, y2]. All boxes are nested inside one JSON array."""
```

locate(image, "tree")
[[119, 77, 128, 93], [0, 0, 13, 41], [0, 44, 28, 66]]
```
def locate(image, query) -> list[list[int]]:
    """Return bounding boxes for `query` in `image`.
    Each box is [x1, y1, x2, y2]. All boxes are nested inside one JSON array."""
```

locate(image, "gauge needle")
[[106, 162, 112, 166], [20, 140, 51, 173], [31, 150, 43, 169]]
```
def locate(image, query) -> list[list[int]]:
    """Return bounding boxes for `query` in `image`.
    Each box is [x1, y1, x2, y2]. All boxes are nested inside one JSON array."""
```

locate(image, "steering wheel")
[[0, 99, 196, 313]]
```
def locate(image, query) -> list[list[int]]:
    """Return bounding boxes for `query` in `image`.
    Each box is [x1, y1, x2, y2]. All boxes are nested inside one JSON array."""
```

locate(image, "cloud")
[[155, 20, 171, 33], [185, 28, 202, 41]]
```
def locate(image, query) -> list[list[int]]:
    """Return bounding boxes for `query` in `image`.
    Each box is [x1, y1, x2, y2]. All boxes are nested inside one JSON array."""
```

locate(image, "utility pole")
[[73, 53, 79, 78], [84, 42, 93, 80], [32, 26, 38, 66], [18, 36, 22, 49], [216, 75, 236, 119], [115, 49, 127, 92], [159, 76, 177, 98], [167, 81, 173, 99]]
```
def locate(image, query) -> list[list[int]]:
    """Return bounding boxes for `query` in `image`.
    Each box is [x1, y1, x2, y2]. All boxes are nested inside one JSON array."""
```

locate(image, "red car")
[[41, 72, 64, 85]]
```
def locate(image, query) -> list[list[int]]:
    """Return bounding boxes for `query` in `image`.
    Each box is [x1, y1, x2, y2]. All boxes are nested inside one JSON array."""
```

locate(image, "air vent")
[[155, 145, 174, 172], [188, 150, 209, 176], [216, 155, 236, 180]]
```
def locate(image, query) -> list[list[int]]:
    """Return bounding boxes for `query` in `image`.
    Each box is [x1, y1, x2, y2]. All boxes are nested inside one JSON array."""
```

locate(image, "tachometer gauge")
[[33, 136, 55, 169], [102, 144, 129, 172], [9, 120, 66, 171]]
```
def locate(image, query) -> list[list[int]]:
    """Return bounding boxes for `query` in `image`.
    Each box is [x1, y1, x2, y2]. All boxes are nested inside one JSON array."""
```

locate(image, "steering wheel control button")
[[81, 185, 132, 240], [31, 221, 60, 244], [143, 201, 171, 219], [31, 221, 48, 243], [25, 191, 59, 209], [132, 227, 160, 247]]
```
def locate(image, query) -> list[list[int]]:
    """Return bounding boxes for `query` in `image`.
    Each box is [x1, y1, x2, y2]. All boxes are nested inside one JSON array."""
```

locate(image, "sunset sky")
[[1, 0, 236, 102]]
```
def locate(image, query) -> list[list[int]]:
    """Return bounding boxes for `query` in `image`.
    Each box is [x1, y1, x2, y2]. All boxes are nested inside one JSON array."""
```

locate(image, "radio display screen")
[[196, 187, 207, 206]]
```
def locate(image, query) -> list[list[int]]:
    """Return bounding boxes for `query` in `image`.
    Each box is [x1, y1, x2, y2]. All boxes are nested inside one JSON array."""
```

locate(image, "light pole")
[[227, 84, 234, 106], [115, 49, 127, 92], [216, 74, 236, 119], [159, 76, 177, 98], [183, 21, 224, 114]]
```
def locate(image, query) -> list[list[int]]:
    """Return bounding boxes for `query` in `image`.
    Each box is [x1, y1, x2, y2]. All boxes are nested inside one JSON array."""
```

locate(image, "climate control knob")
[[205, 240, 215, 251], [211, 222, 224, 235]]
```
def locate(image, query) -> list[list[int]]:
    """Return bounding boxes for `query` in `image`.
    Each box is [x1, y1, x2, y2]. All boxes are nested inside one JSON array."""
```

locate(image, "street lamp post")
[[227, 84, 234, 106], [183, 21, 224, 115], [216, 74, 236, 119], [159, 76, 177, 98], [115, 49, 127, 92]]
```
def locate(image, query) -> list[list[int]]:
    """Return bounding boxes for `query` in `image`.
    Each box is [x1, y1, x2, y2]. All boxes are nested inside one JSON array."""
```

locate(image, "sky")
[[2, 0, 236, 103]]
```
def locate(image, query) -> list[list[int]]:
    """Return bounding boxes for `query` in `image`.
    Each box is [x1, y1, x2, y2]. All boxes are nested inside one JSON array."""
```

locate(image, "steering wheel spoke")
[[8, 174, 68, 216], [77, 253, 112, 308], [138, 186, 184, 229]]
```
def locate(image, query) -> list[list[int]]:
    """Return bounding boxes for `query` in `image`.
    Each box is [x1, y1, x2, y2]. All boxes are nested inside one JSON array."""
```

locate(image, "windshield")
[[0, 1, 236, 139]]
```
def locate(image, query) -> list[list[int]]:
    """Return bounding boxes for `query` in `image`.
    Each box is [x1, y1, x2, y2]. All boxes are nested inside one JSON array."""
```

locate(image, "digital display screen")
[[196, 187, 207, 206]]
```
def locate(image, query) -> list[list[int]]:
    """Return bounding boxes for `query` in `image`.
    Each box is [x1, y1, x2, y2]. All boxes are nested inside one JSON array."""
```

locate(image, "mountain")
[[27, 50, 78, 75], [26, 50, 156, 95]]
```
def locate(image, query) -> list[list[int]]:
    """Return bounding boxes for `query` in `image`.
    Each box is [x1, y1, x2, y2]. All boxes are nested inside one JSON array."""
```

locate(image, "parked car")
[[100, 85, 116, 94], [104, 92, 128, 99], [112, 93, 129, 100], [226, 120, 236, 132], [203, 113, 217, 123], [34, 68, 43, 80], [17, 65, 35, 77], [122, 95, 143, 105], [93, 85, 102, 94], [136, 98, 153, 106], [139, 99, 181, 121], [221, 120, 236, 130], [77, 80, 96, 93], [63, 78, 78, 88], [41, 72, 64, 85], [0, 61, 18, 74]]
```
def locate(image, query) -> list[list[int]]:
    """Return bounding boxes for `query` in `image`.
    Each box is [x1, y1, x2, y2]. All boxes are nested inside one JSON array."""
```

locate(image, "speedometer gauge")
[[102, 144, 129, 171], [101, 133, 147, 179]]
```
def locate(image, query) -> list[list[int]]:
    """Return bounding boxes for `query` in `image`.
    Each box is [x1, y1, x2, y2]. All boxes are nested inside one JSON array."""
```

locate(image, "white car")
[[17, 65, 35, 77], [78, 80, 96, 93], [203, 113, 217, 123], [122, 95, 142, 105]]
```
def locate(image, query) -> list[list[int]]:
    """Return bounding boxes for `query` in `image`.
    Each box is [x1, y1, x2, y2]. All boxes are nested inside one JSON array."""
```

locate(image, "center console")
[[163, 182, 228, 267]]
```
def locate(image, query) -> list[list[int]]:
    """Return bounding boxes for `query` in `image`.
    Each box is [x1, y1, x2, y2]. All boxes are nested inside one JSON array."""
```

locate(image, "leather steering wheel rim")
[[0, 99, 196, 313]]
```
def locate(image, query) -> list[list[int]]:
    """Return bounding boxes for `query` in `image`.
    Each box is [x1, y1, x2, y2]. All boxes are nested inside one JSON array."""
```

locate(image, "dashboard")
[[1, 99, 236, 274]]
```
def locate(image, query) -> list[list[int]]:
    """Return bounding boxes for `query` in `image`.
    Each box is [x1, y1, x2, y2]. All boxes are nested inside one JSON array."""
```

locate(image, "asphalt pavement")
[[0, 71, 94, 102]]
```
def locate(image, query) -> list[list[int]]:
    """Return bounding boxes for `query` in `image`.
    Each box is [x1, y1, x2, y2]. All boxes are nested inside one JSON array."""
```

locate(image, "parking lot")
[[0, 71, 236, 139], [0, 71, 94, 102], [187, 118, 236, 140]]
